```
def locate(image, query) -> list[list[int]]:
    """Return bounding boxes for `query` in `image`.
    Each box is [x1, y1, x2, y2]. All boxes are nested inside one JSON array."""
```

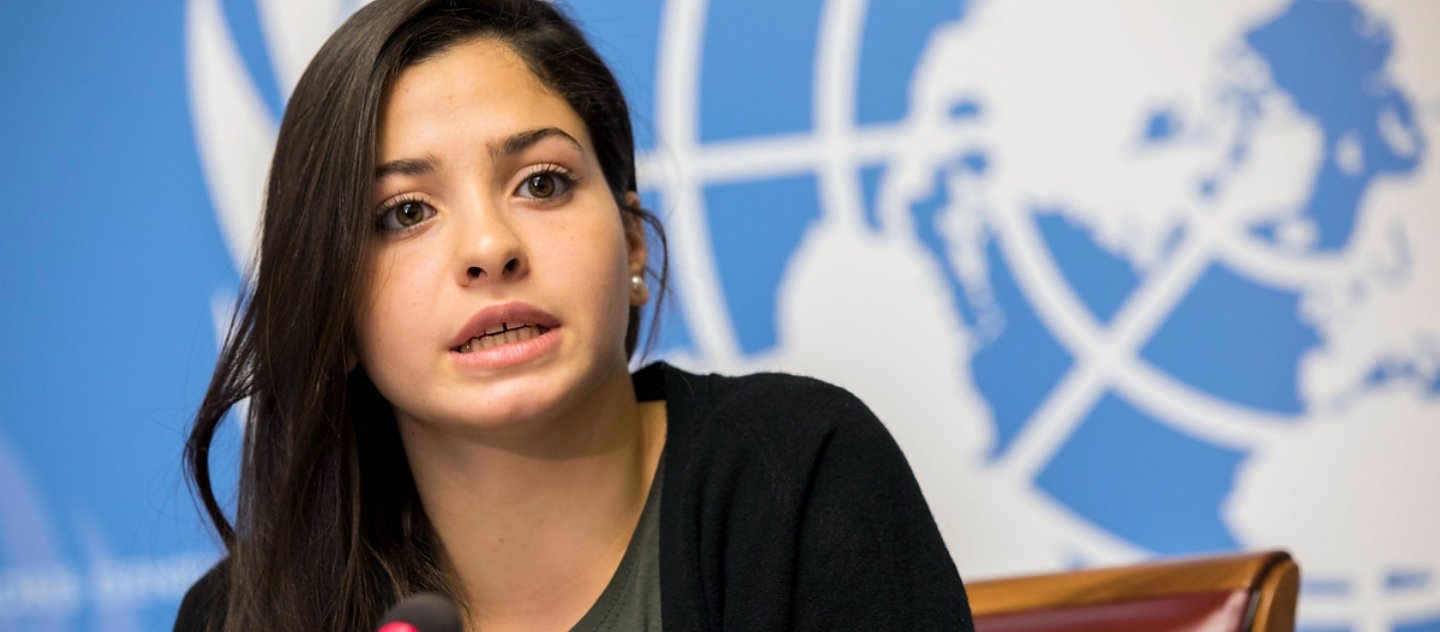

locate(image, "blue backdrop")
[[3, 0, 1438, 629]]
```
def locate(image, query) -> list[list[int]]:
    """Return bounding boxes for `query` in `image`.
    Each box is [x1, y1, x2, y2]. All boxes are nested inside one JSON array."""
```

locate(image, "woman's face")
[[355, 37, 647, 434]]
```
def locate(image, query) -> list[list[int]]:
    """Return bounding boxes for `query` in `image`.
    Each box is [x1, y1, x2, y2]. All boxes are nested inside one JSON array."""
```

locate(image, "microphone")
[[377, 592, 464, 632]]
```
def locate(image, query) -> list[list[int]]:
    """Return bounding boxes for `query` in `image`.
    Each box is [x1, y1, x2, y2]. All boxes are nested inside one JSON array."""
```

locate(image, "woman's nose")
[[456, 204, 528, 285]]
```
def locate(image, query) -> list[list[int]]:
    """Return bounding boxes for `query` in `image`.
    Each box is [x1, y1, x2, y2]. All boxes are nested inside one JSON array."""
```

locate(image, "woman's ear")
[[623, 191, 650, 307]]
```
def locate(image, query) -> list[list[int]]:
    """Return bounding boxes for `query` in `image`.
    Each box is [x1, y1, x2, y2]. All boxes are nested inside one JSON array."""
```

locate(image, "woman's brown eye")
[[377, 200, 435, 232], [527, 174, 556, 198], [396, 202, 426, 225], [518, 170, 573, 200]]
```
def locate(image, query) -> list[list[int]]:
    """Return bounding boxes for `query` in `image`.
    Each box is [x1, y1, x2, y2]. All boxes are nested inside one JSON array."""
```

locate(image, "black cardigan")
[[175, 363, 974, 630]]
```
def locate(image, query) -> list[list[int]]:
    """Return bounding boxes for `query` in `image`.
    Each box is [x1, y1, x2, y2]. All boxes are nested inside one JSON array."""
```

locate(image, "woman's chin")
[[425, 395, 570, 437], [391, 353, 634, 442], [409, 384, 590, 438]]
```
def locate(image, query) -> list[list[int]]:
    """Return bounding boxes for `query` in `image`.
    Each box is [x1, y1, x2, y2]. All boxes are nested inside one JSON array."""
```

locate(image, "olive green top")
[[569, 459, 664, 632]]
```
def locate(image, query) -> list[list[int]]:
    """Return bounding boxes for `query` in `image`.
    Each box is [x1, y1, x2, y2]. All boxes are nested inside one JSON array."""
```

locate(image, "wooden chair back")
[[967, 550, 1300, 631]]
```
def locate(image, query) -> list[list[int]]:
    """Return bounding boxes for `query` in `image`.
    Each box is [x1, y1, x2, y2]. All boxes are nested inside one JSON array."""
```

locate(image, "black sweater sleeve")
[[788, 389, 974, 630], [655, 365, 973, 631]]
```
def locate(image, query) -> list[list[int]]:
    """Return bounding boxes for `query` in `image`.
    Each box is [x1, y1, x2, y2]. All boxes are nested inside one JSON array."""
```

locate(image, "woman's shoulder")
[[642, 362, 903, 493], [174, 558, 229, 631], [643, 361, 884, 440]]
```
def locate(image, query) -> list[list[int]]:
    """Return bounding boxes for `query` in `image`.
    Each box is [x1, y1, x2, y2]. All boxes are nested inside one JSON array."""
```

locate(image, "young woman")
[[176, 0, 972, 630]]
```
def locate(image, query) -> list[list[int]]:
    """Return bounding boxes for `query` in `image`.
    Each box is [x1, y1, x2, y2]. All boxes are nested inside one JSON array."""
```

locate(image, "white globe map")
[[189, 0, 1440, 629]]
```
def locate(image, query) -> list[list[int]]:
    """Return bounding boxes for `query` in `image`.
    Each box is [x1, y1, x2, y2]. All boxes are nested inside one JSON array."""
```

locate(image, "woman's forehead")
[[376, 38, 592, 161]]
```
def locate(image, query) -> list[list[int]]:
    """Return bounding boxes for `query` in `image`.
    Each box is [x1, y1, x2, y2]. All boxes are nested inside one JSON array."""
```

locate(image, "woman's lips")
[[449, 302, 563, 370], [450, 301, 561, 349]]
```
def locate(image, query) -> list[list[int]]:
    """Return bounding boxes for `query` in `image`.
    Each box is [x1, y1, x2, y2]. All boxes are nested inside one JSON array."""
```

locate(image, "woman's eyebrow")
[[373, 128, 581, 181], [490, 127, 583, 161], [375, 155, 440, 180]]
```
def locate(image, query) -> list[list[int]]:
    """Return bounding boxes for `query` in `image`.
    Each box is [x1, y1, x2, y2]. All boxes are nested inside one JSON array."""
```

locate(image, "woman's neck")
[[398, 366, 667, 631]]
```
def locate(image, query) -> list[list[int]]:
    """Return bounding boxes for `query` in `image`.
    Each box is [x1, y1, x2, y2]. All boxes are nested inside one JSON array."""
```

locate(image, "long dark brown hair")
[[185, 1, 667, 628]]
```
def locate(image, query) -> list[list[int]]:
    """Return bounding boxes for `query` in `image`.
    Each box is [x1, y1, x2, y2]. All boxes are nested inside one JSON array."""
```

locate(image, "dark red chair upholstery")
[[967, 550, 1300, 632]]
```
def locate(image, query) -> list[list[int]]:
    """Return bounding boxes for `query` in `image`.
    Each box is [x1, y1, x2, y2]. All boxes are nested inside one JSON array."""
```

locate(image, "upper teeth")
[[477, 321, 529, 336], [457, 322, 547, 353]]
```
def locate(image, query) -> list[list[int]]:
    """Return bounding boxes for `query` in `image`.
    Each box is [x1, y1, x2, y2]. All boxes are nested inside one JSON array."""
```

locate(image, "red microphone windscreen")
[[378, 593, 464, 632]]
